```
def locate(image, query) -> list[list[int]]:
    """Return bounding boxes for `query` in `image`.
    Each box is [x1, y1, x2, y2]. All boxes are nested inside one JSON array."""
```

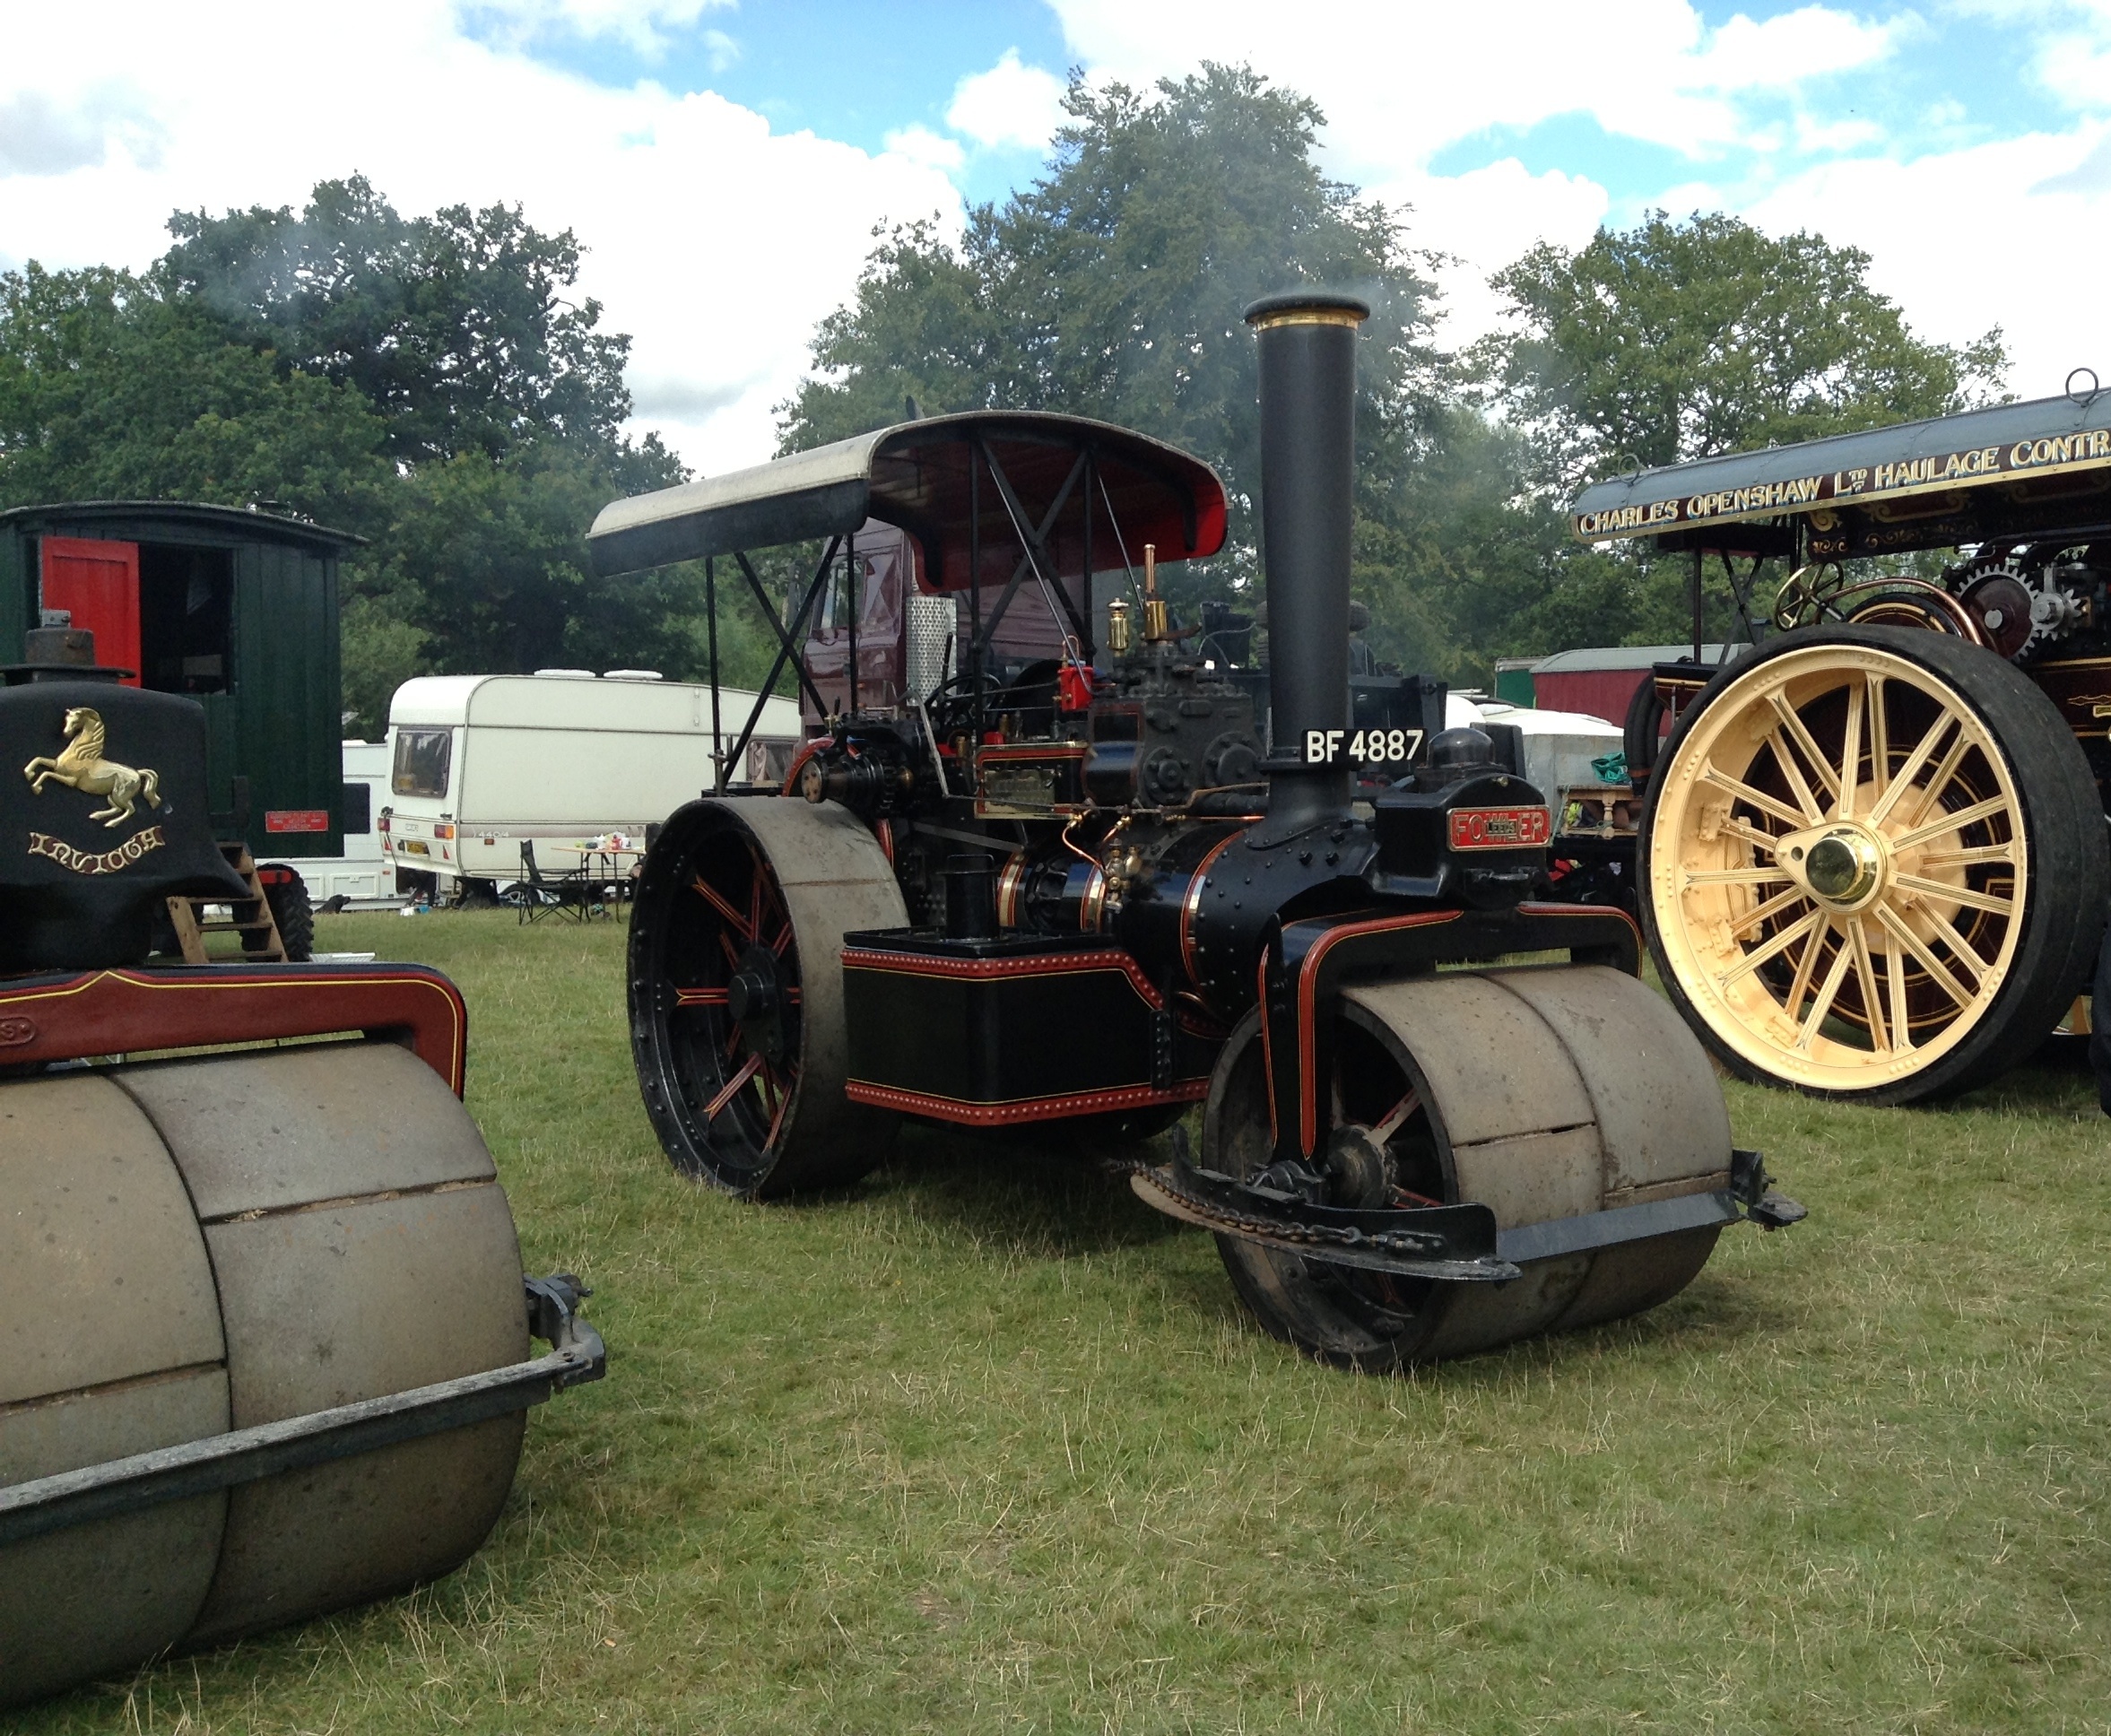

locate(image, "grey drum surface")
[[1207, 967, 1733, 1367], [0, 1041, 527, 1706]]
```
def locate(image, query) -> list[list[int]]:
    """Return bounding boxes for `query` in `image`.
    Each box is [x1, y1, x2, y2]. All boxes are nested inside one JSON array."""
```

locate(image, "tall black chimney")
[[1244, 290, 1368, 842]]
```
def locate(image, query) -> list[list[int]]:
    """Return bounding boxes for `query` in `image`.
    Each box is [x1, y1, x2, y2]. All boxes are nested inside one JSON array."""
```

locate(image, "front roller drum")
[[0, 1042, 536, 1708], [629, 795, 909, 1197], [1205, 966, 1735, 1369]]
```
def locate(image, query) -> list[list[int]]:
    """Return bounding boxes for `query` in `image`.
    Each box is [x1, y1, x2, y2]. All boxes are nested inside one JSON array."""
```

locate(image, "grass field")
[[20, 908, 2111, 1734]]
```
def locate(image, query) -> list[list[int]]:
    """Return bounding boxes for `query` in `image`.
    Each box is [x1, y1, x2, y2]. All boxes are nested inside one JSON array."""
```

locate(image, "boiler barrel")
[[0, 1042, 529, 1706]]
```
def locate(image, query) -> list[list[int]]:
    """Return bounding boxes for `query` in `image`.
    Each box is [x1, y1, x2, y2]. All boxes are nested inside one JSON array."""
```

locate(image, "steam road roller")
[[0, 629, 604, 1708], [1572, 388, 2111, 1103], [589, 291, 1803, 1371]]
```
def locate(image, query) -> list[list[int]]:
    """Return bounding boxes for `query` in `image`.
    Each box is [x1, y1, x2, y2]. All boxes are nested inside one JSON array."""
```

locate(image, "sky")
[[4, 0, 2110, 477]]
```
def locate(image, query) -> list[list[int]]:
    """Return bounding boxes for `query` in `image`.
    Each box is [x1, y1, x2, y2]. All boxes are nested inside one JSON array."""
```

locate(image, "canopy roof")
[[588, 411, 1228, 586], [1568, 388, 2111, 560]]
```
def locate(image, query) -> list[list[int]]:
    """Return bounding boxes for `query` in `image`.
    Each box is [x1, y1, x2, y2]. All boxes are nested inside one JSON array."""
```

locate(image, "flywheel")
[[629, 795, 908, 1196], [1203, 965, 1735, 1369], [1639, 623, 2109, 1103]]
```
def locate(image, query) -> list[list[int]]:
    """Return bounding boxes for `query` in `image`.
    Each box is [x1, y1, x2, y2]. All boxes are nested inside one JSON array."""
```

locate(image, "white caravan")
[[287, 741, 395, 907], [380, 672, 803, 898]]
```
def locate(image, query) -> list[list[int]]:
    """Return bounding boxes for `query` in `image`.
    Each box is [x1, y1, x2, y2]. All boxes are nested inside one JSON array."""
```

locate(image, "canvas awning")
[[588, 411, 1229, 586], [1568, 387, 2111, 559]]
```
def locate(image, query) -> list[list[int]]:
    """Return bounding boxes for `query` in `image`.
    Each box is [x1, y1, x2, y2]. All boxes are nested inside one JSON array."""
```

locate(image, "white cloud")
[[0, 1, 963, 474], [1047, 0, 1901, 169], [459, 0, 736, 57], [1373, 161, 1610, 349], [1044, 1, 2111, 403], [0, 85, 165, 177], [1690, 118, 2111, 396], [1688, 6, 1905, 91], [884, 124, 967, 175], [945, 49, 1069, 152], [1793, 112, 1885, 153]]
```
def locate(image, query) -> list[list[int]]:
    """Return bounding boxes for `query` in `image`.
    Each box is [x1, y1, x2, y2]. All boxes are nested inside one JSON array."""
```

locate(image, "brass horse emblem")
[[23, 707, 163, 829]]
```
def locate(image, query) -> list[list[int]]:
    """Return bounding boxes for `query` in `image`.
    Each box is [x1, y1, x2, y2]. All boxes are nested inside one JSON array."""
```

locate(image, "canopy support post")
[[725, 539, 839, 784], [731, 550, 831, 717], [846, 528, 858, 716], [1082, 449, 1095, 664], [969, 446, 983, 751], [1691, 546, 1704, 663], [706, 555, 725, 795], [971, 443, 1091, 663]]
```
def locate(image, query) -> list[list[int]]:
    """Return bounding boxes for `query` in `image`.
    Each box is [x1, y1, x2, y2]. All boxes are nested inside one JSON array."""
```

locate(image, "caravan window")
[[393, 729, 453, 797]]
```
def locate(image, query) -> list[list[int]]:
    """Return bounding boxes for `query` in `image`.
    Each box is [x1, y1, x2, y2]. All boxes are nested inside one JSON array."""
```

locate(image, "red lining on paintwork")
[[845, 1077, 1207, 1124], [1513, 899, 1644, 953], [1290, 910, 1462, 1156], [1177, 828, 1244, 1008], [841, 945, 1166, 1009], [0, 967, 470, 1096], [1278, 901, 1639, 1156]]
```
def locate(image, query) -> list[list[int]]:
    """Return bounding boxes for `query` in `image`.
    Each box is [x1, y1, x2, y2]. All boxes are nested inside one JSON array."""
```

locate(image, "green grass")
[[22, 910, 2111, 1734]]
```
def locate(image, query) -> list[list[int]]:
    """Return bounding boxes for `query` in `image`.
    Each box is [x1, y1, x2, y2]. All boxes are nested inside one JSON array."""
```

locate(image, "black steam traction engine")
[[0, 629, 603, 1706], [593, 293, 1802, 1369]]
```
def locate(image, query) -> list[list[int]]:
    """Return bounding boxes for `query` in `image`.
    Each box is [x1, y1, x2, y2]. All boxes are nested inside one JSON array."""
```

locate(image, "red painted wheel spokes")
[[673, 837, 803, 1146]]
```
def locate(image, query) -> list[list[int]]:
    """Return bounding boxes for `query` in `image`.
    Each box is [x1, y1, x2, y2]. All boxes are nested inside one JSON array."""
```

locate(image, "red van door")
[[41, 537, 142, 687]]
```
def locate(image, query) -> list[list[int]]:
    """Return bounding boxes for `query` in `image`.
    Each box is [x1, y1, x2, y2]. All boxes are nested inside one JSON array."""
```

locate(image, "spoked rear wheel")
[[629, 797, 908, 1196], [1640, 625, 2109, 1104]]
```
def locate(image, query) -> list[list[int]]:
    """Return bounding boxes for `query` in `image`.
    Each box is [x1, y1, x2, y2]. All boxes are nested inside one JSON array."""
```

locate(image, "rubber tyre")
[[261, 868, 315, 962], [1622, 670, 1670, 791], [629, 795, 907, 1198], [1638, 623, 2110, 1105]]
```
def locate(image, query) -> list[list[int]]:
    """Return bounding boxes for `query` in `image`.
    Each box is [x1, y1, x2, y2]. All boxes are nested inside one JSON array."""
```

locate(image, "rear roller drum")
[[629, 796, 908, 1197], [1203, 967, 1733, 1370], [1639, 624, 2110, 1103]]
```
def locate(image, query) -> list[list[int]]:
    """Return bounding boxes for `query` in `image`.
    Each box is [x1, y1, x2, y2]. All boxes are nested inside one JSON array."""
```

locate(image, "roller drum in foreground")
[[1200, 968, 1733, 1367], [0, 1038, 595, 1707]]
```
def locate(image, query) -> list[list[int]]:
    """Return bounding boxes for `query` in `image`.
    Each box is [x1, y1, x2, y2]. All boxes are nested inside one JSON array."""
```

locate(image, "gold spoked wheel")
[[1643, 625, 2108, 1103]]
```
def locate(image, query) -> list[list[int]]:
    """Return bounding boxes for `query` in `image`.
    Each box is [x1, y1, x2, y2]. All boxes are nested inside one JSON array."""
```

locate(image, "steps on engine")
[[164, 845, 287, 964]]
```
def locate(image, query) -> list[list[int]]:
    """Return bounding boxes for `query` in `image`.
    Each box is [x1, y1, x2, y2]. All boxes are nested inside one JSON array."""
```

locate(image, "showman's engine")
[[0, 630, 603, 1706], [598, 291, 1803, 1371]]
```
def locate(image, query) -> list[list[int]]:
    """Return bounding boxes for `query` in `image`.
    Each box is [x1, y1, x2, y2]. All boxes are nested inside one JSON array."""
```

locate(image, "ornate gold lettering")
[[26, 825, 168, 875]]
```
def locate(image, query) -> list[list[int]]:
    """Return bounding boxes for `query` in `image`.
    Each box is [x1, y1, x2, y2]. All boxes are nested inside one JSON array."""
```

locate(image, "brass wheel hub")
[[1779, 822, 1887, 912]]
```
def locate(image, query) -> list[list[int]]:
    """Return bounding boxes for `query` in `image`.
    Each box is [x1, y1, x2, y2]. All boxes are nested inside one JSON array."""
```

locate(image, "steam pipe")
[[1244, 291, 1369, 842]]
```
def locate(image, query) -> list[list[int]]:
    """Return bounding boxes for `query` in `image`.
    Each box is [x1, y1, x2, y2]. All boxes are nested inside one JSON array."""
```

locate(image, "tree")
[[782, 64, 1439, 610], [0, 262, 389, 525], [160, 176, 647, 466], [1480, 211, 2008, 490], [375, 440, 705, 677], [1, 181, 702, 736]]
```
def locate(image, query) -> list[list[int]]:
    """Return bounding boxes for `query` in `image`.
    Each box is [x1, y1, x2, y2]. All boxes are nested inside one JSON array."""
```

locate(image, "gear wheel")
[[1959, 555, 2034, 659]]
